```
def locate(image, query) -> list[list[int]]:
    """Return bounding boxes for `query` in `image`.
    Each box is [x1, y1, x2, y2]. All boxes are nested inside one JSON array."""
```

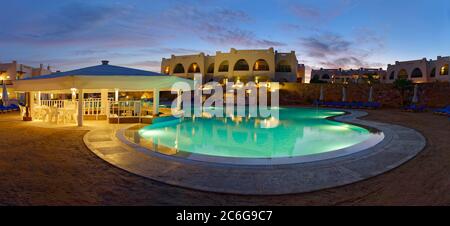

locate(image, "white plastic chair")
[[48, 106, 60, 123]]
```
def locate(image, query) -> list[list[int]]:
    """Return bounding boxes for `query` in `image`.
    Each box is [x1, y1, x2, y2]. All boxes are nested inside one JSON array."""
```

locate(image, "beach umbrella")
[[368, 86, 373, 102], [319, 85, 324, 101], [342, 86, 347, 102], [412, 84, 419, 104], [2, 80, 8, 106]]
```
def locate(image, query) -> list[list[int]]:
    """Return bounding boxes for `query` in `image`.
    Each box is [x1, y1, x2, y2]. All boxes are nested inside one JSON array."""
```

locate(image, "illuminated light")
[[164, 66, 170, 74], [231, 115, 243, 124], [140, 130, 163, 137], [202, 111, 213, 118], [260, 116, 280, 129], [202, 84, 213, 91], [441, 64, 449, 75], [325, 125, 351, 131]]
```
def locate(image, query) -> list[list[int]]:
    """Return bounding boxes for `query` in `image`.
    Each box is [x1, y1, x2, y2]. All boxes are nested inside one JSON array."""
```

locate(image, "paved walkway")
[[0, 110, 448, 205], [84, 110, 425, 195]]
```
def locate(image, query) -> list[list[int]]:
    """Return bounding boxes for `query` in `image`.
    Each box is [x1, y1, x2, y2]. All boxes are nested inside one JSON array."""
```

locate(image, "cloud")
[[290, 0, 360, 24], [203, 29, 286, 47], [123, 60, 162, 71], [300, 33, 351, 58], [141, 48, 205, 55], [291, 5, 322, 21], [152, 3, 286, 48], [0, 1, 162, 48], [298, 29, 385, 69]]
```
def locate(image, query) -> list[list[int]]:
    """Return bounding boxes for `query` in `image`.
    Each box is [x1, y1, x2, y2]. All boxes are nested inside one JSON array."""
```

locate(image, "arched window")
[[389, 71, 395, 80], [430, 68, 436, 77], [218, 61, 229, 72], [253, 59, 269, 71], [163, 66, 170, 75], [322, 74, 330, 79], [173, 64, 185, 74], [207, 63, 214, 74], [398, 69, 408, 79], [411, 68, 423, 78], [188, 63, 200, 73], [276, 60, 291, 72], [233, 59, 249, 71], [440, 64, 449, 75]]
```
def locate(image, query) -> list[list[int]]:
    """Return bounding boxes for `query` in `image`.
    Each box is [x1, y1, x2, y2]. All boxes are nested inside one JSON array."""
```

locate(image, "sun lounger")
[[403, 104, 426, 112], [434, 105, 450, 115]]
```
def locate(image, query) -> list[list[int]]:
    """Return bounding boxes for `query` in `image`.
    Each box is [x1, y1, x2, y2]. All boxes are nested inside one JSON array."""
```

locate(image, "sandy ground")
[[0, 110, 449, 206]]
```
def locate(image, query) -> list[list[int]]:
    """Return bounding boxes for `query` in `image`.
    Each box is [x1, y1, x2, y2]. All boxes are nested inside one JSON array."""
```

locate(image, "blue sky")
[[0, 0, 449, 79]]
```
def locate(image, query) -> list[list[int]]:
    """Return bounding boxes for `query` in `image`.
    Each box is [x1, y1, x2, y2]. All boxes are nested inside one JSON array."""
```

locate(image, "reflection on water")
[[124, 108, 382, 158]]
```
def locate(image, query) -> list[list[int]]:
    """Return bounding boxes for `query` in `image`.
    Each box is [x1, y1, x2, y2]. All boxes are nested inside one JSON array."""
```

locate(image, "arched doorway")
[[440, 64, 449, 75], [411, 68, 423, 78], [218, 61, 229, 72], [253, 59, 269, 71], [398, 69, 408, 79], [188, 63, 200, 73], [233, 59, 249, 71], [173, 64, 185, 74]]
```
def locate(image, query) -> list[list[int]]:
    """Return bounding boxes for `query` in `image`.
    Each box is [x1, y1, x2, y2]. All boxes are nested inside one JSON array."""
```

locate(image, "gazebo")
[[13, 61, 193, 126]]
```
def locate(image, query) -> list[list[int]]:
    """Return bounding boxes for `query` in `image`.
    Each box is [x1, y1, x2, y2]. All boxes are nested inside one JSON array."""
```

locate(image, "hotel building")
[[0, 61, 52, 100], [161, 48, 300, 83], [310, 67, 386, 84], [384, 56, 450, 83]]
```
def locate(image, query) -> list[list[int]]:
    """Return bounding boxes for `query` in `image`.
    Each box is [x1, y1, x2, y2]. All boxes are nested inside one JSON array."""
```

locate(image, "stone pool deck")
[[84, 109, 425, 195], [0, 110, 448, 205]]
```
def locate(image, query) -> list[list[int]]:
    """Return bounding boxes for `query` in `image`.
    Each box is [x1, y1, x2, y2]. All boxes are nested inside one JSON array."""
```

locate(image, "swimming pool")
[[124, 107, 384, 164]]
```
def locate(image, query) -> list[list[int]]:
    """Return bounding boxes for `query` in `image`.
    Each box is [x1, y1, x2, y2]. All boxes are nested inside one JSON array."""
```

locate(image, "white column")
[[71, 88, 76, 102], [114, 88, 119, 101], [77, 89, 83, 127], [176, 89, 182, 111], [30, 91, 37, 115], [37, 91, 41, 106], [100, 89, 108, 115], [153, 89, 160, 116]]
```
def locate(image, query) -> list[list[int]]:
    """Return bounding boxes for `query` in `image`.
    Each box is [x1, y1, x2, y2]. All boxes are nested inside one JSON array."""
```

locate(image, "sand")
[[0, 109, 449, 206]]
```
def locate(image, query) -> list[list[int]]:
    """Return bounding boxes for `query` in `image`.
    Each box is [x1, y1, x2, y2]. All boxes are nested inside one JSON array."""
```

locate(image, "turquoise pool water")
[[134, 107, 380, 159]]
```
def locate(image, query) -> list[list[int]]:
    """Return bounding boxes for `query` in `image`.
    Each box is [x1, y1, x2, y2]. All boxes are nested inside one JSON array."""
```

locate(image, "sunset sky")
[[1, 0, 449, 79]]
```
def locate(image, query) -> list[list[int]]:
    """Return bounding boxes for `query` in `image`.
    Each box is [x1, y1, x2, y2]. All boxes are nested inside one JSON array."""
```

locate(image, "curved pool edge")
[[83, 108, 426, 195], [122, 109, 385, 166]]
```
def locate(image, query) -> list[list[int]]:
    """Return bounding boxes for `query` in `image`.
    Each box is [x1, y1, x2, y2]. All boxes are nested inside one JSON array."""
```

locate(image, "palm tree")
[[393, 78, 413, 106]]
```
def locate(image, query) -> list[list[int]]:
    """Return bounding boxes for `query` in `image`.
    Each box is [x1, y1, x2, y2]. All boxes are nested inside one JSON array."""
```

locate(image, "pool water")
[[133, 107, 381, 159]]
